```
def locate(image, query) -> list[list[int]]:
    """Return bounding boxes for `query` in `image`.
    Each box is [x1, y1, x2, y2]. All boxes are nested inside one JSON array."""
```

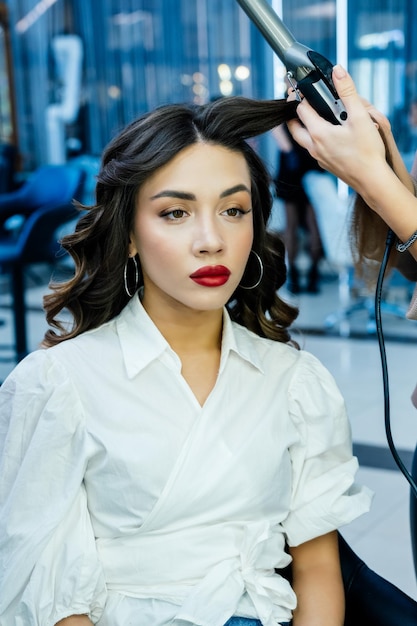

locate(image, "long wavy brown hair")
[[43, 96, 300, 347]]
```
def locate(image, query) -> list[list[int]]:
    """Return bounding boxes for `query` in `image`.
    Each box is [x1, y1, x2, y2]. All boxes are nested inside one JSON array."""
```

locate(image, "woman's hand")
[[55, 616, 93, 625]]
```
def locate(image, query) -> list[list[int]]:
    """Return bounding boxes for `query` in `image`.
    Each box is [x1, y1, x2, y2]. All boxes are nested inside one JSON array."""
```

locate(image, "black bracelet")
[[396, 230, 417, 252]]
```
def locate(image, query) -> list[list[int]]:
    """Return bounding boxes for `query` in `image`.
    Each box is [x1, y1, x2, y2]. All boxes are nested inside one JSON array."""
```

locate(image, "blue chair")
[[0, 164, 84, 362], [0, 164, 84, 225]]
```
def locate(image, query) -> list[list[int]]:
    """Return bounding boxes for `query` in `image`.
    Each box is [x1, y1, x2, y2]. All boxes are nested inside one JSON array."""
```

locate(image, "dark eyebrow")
[[220, 184, 251, 198], [150, 184, 251, 202], [150, 190, 196, 201]]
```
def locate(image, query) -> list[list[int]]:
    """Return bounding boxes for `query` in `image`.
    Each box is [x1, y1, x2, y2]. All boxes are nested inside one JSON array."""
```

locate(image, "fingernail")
[[333, 64, 347, 79]]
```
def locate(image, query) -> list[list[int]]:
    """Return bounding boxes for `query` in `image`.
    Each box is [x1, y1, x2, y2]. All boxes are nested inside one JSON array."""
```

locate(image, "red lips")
[[190, 265, 231, 287]]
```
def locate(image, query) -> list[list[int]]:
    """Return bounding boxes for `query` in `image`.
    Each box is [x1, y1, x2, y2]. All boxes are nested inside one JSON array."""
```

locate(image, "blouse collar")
[[116, 295, 264, 379]]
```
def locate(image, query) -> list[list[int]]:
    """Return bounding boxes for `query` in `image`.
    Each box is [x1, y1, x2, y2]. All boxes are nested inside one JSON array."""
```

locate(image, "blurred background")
[[2, 0, 417, 181]]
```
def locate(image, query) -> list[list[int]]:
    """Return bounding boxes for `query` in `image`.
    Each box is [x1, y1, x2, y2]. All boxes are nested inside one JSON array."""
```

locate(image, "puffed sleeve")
[[0, 349, 107, 624], [282, 351, 373, 547]]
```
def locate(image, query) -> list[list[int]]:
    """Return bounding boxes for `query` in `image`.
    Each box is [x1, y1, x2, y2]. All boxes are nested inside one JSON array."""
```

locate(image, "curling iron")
[[235, 0, 347, 125]]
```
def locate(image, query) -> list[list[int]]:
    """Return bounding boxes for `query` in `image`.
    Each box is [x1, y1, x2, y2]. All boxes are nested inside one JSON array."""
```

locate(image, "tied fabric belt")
[[96, 520, 296, 626]]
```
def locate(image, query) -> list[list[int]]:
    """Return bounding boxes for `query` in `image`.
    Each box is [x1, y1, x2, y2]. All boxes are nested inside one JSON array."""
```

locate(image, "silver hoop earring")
[[124, 256, 139, 298], [240, 250, 264, 290]]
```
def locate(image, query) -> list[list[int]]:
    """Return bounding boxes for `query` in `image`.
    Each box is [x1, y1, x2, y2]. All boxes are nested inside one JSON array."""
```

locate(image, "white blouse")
[[0, 295, 372, 626]]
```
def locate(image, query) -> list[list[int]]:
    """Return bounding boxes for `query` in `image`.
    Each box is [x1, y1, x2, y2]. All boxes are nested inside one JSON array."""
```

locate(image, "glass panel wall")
[[273, 0, 337, 98], [347, 0, 417, 167], [281, 0, 337, 62]]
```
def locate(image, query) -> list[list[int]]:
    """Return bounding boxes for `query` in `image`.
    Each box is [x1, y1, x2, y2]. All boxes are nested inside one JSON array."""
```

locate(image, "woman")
[[0, 96, 372, 626]]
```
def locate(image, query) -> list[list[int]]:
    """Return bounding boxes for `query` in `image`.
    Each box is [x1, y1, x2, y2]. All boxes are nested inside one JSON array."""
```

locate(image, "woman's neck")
[[141, 295, 223, 355]]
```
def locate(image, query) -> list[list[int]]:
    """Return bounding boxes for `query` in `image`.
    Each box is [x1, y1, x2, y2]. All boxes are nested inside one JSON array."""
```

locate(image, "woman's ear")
[[128, 234, 138, 258]]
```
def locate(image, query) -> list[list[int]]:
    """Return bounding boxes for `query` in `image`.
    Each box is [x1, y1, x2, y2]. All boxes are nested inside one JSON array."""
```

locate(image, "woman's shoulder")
[[0, 348, 84, 436], [1, 347, 75, 403], [3, 347, 62, 385], [2, 317, 116, 389], [47, 315, 120, 362]]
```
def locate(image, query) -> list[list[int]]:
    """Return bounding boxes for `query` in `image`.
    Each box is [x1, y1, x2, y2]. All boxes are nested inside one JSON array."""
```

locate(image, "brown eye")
[[162, 208, 187, 220], [223, 207, 247, 217]]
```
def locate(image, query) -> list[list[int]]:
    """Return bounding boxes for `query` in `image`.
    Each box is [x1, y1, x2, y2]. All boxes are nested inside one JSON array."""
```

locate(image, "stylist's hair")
[[43, 97, 299, 347], [351, 129, 417, 280]]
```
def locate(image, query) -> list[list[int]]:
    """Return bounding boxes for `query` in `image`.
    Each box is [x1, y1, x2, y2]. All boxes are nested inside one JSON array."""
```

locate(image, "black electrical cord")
[[375, 228, 417, 499]]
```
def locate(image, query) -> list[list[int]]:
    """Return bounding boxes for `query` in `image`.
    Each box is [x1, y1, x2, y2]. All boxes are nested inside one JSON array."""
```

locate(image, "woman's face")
[[129, 142, 254, 315]]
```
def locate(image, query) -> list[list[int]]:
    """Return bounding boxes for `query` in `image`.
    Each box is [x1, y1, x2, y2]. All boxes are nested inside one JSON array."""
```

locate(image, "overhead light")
[[359, 29, 404, 50], [219, 80, 233, 96], [112, 11, 148, 26], [294, 2, 335, 19], [235, 65, 250, 81], [218, 64, 232, 81]]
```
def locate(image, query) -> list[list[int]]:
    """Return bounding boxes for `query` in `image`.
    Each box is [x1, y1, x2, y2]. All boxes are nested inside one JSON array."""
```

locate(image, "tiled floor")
[[0, 263, 417, 601]]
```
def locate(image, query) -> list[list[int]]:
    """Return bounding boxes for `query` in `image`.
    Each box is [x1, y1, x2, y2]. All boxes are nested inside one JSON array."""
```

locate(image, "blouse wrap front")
[[0, 296, 372, 626]]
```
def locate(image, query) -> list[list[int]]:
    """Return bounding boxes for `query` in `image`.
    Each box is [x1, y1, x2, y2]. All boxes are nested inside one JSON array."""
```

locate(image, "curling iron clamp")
[[235, 0, 348, 125]]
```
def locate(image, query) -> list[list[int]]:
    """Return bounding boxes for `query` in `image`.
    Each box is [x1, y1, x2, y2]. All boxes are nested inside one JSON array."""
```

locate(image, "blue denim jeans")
[[224, 617, 290, 626], [223, 620, 262, 626]]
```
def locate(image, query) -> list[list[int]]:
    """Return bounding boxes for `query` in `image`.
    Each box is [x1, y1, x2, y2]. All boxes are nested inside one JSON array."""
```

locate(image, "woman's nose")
[[192, 215, 224, 255]]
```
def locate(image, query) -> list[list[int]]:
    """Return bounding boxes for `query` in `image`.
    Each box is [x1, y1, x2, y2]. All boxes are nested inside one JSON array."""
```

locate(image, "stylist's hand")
[[287, 65, 388, 191]]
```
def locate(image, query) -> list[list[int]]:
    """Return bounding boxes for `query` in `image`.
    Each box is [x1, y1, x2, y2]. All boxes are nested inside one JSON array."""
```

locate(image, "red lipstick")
[[190, 265, 231, 287]]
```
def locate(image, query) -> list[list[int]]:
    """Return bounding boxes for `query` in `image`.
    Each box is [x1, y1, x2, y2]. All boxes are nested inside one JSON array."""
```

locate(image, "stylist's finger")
[[295, 64, 367, 128], [326, 65, 362, 112], [286, 102, 323, 156], [362, 99, 391, 134]]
